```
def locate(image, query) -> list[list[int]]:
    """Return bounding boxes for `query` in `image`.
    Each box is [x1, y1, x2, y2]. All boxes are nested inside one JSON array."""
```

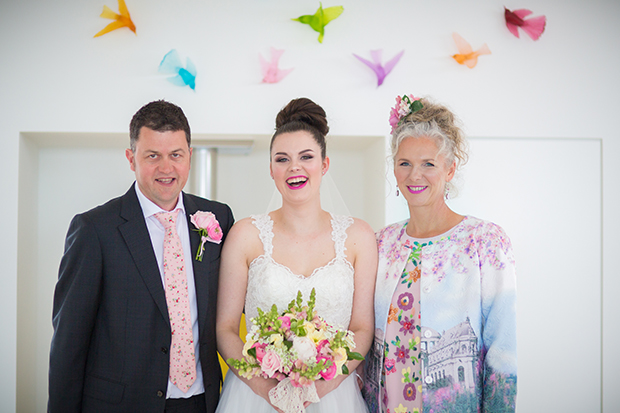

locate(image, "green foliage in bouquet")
[[226, 288, 364, 385]]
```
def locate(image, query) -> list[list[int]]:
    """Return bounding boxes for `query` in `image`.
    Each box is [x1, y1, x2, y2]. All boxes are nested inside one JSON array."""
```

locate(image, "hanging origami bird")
[[353, 50, 404, 87], [159, 49, 196, 90], [259, 48, 293, 84], [504, 7, 546, 40], [292, 3, 344, 43], [451, 32, 491, 68], [94, 0, 136, 37]]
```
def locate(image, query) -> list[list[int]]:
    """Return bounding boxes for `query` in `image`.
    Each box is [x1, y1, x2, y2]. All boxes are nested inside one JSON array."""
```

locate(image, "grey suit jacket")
[[48, 185, 233, 413]]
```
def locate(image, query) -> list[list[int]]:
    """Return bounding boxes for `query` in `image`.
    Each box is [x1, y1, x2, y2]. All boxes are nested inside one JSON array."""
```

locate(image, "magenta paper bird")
[[259, 48, 293, 84], [353, 50, 404, 87], [504, 7, 546, 40]]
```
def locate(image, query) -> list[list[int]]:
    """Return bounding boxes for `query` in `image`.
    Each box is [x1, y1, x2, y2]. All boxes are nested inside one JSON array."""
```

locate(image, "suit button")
[[161, 347, 168, 354], [157, 390, 164, 398]]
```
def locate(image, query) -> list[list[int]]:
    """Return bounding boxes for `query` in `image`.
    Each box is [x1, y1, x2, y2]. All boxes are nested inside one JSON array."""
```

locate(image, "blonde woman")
[[363, 95, 517, 413]]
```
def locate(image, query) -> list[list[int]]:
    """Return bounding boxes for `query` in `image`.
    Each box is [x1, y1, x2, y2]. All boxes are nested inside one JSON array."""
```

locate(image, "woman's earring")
[[444, 185, 450, 200], [396, 188, 400, 196]]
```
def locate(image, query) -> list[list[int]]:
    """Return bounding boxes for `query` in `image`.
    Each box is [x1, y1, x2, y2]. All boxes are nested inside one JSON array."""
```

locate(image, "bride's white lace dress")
[[215, 213, 369, 413]]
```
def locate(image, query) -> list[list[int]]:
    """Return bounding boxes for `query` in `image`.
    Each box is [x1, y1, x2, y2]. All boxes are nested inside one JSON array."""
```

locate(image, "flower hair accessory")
[[388, 94, 423, 134], [190, 211, 223, 261]]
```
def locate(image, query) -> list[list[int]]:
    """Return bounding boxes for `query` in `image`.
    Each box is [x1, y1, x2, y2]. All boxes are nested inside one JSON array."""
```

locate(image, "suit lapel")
[[183, 194, 216, 335], [118, 186, 170, 324]]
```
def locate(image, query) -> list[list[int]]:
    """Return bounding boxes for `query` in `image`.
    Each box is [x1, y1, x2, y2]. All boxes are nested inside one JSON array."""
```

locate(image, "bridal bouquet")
[[227, 288, 363, 412]]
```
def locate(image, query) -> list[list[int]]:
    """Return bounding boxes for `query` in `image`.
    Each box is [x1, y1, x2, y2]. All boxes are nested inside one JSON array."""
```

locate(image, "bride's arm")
[[216, 219, 283, 411], [314, 218, 378, 399]]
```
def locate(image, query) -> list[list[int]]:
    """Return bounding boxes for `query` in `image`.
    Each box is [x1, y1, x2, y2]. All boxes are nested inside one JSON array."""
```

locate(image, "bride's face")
[[270, 130, 329, 204]]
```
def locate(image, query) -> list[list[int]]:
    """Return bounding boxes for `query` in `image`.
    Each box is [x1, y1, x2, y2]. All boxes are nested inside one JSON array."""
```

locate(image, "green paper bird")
[[292, 3, 344, 43]]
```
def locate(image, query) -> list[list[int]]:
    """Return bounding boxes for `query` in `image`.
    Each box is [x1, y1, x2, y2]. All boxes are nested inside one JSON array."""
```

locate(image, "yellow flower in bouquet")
[[333, 346, 348, 371], [308, 328, 327, 344], [303, 321, 316, 335], [270, 333, 284, 349]]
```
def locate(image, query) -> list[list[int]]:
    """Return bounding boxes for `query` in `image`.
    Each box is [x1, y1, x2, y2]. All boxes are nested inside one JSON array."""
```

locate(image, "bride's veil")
[[265, 171, 351, 216]]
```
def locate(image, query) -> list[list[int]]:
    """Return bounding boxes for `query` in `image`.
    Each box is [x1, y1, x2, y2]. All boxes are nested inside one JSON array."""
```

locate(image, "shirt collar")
[[134, 182, 186, 219]]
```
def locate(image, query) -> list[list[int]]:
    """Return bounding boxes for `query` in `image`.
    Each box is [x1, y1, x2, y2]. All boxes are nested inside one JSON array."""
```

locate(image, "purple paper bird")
[[353, 49, 404, 86], [259, 48, 293, 84]]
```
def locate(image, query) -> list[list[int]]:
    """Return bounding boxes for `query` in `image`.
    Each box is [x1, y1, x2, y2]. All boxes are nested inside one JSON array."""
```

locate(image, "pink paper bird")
[[353, 49, 404, 86], [259, 48, 293, 84], [504, 7, 546, 40], [451, 32, 491, 69]]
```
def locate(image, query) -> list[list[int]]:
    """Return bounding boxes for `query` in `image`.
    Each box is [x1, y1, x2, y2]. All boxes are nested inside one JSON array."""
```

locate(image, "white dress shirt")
[[134, 183, 205, 399]]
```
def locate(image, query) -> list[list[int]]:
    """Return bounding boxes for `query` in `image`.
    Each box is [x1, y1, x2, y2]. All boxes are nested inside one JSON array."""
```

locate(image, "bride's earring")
[[396, 188, 400, 196]]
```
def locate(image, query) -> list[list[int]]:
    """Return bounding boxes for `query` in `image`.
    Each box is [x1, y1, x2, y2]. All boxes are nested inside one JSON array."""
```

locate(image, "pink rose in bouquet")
[[253, 343, 267, 362], [317, 355, 337, 380], [278, 315, 292, 331], [261, 350, 283, 378], [292, 336, 317, 361]]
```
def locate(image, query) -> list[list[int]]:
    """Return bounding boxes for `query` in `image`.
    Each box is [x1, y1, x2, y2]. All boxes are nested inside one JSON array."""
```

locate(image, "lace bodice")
[[246, 213, 355, 330]]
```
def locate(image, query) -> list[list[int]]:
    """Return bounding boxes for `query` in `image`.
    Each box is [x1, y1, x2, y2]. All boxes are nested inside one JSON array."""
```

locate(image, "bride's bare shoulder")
[[347, 217, 376, 240], [222, 217, 263, 258], [344, 218, 377, 255]]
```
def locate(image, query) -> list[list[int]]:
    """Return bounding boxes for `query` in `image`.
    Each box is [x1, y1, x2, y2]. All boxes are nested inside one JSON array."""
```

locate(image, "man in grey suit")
[[48, 100, 233, 412]]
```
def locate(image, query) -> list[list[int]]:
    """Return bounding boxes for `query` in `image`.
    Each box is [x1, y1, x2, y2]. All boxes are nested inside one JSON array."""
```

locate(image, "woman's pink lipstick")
[[286, 175, 308, 190], [407, 185, 427, 194]]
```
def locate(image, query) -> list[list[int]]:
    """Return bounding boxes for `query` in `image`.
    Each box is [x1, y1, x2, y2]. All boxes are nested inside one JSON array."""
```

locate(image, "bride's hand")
[[248, 377, 285, 413], [303, 376, 344, 406]]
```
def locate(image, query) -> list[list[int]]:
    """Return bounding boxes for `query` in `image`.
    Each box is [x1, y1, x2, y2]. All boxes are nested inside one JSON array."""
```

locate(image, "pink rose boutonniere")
[[190, 211, 223, 261]]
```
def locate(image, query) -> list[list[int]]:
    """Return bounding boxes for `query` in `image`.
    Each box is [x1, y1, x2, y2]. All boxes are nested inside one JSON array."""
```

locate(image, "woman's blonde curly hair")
[[391, 98, 469, 170]]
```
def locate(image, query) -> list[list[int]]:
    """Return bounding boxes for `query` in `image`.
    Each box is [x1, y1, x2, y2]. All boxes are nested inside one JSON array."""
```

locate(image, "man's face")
[[126, 127, 192, 211]]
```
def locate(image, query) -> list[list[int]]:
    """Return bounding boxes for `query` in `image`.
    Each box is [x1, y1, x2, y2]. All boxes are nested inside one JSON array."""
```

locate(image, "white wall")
[[451, 138, 602, 412], [2, 0, 619, 411]]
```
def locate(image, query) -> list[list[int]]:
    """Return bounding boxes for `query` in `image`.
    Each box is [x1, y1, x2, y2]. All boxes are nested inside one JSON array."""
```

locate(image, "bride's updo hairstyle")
[[271, 98, 329, 159]]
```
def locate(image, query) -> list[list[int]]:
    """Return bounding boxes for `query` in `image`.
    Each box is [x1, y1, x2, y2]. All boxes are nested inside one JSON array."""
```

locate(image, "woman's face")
[[394, 136, 455, 210], [270, 130, 329, 204]]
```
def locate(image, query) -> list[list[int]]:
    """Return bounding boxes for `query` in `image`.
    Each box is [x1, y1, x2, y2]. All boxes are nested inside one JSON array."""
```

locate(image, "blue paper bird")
[[159, 49, 196, 90]]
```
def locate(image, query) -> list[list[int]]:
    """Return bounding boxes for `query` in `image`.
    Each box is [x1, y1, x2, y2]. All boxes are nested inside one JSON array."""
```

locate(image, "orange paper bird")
[[451, 32, 490, 68], [94, 0, 136, 37]]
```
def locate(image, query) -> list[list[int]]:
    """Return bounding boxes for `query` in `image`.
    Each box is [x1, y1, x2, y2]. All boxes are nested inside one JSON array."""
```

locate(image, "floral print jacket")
[[363, 216, 517, 413]]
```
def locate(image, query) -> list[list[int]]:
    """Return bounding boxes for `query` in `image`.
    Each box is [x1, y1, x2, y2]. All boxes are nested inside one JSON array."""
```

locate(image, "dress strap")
[[250, 214, 274, 257], [330, 214, 354, 260]]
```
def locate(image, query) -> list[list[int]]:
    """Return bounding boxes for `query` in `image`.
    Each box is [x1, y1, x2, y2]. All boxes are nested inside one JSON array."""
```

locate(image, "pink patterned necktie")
[[155, 209, 196, 393]]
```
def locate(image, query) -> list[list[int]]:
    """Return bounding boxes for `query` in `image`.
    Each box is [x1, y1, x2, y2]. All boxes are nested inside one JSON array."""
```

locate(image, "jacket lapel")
[[387, 222, 412, 280], [183, 194, 214, 334], [118, 185, 170, 325]]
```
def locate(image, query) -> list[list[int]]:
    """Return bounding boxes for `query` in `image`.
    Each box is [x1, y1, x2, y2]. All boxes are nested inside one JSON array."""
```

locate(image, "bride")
[[215, 98, 377, 412]]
